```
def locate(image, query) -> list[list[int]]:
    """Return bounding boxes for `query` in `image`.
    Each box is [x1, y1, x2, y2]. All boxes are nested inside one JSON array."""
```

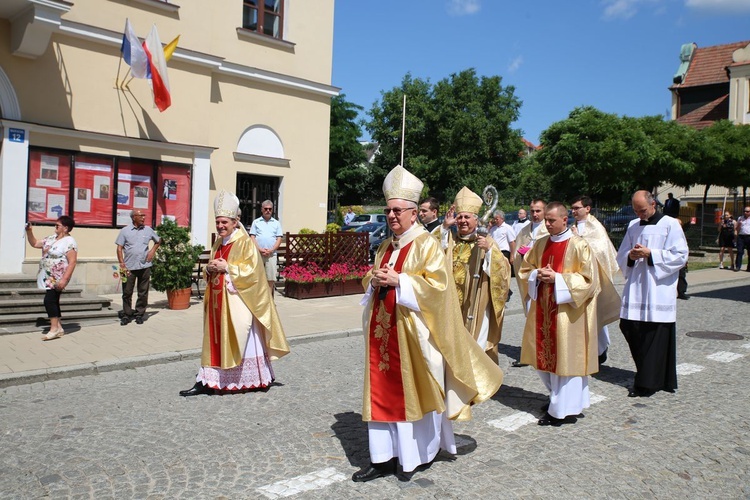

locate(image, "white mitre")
[[214, 190, 240, 219], [382, 165, 423, 202]]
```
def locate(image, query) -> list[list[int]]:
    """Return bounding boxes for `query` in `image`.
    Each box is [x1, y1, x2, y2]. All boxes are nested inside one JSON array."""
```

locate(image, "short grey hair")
[[261, 200, 274, 208], [492, 210, 505, 219]]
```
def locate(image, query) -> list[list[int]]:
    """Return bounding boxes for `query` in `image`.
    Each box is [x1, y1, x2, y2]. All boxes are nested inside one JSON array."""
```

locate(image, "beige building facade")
[[0, 0, 337, 293]]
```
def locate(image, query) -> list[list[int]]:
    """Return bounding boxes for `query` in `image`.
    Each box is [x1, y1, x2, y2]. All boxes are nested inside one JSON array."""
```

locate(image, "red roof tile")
[[676, 95, 729, 129], [674, 41, 750, 88]]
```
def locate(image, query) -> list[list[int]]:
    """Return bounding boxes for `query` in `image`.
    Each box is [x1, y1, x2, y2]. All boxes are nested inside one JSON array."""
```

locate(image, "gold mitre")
[[453, 186, 483, 214], [382, 165, 423, 202], [213, 190, 240, 219]]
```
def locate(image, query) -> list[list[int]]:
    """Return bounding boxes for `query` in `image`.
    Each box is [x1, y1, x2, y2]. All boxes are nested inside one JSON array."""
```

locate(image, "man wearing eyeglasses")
[[249, 200, 283, 293], [439, 187, 510, 364], [570, 195, 621, 364], [735, 206, 750, 272], [354, 166, 503, 483], [115, 210, 161, 325]]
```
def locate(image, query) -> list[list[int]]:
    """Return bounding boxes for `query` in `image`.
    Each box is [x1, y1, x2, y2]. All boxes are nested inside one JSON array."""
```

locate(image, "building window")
[[27, 148, 192, 228], [242, 0, 283, 39]]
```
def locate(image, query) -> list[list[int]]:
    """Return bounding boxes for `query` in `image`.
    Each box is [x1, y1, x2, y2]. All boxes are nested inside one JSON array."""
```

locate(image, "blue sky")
[[332, 0, 750, 144]]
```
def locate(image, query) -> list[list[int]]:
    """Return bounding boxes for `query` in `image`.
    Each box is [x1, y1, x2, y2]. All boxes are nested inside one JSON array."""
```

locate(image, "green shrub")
[[151, 220, 204, 292], [298, 228, 318, 234], [326, 223, 341, 233]]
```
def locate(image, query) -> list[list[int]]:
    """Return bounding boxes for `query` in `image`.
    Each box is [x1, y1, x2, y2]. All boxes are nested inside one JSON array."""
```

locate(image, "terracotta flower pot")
[[166, 287, 192, 310]]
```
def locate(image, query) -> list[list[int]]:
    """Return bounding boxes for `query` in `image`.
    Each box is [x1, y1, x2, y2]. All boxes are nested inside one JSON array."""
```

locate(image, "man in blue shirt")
[[115, 210, 161, 325], [249, 200, 283, 294]]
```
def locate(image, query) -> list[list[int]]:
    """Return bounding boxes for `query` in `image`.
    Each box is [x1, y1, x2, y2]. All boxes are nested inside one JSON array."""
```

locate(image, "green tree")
[[328, 94, 369, 204], [537, 107, 698, 203], [366, 69, 524, 201]]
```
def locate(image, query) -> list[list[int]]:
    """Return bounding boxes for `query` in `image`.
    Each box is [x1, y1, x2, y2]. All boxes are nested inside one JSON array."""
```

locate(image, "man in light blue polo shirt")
[[115, 210, 161, 325], [249, 200, 283, 291]]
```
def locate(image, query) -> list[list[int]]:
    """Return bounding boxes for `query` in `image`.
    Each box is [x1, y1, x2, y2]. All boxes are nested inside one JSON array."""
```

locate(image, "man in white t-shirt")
[[489, 210, 516, 271]]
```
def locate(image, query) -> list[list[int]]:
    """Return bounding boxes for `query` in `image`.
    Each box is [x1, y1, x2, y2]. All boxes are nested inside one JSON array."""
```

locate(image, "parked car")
[[354, 222, 388, 245], [369, 225, 393, 262], [341, 213, 387, 231], [602, 205, 637, 233]]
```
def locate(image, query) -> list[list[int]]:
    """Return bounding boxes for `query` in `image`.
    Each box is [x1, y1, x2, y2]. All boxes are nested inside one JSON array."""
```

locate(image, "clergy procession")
[[172, 164, 692, 484]]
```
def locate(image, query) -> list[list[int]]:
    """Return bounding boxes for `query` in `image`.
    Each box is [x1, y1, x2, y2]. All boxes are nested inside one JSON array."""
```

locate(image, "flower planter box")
[[284, 278, 364, 299]]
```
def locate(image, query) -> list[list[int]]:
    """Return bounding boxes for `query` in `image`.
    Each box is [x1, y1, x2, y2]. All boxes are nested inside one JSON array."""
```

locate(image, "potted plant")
[[151, 219, 204, 309], [280, 261, 371, 299]]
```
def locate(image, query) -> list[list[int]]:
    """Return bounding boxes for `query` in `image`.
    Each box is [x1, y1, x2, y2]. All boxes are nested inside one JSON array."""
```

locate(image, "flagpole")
[[116, 54, 124, 89], [400, 94, 406, 167]]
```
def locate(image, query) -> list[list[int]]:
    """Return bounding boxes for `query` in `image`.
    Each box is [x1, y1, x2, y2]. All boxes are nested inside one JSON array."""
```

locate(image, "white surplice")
[[616, 216, 688, 323]]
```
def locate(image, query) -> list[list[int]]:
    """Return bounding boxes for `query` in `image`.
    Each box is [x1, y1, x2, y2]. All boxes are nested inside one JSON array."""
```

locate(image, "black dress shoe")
[[352, 459, 396, 482], [120, 316, 132, 326], [598, 348, 608, 365], [627, 386, 656, 398], [677, 294, 689, 300], [135, 316, 144, 325], [511, 361, 529, 368], [538, 412, 577, 427], [179, 382, 213, 397]]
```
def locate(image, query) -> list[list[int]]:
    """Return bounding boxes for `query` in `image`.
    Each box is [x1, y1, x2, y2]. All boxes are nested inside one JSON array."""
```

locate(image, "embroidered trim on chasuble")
[[452, 240, 473, 305], [208, 243, 233, 367], [535, 239, 569, 372], [368, 241, 413, 422]]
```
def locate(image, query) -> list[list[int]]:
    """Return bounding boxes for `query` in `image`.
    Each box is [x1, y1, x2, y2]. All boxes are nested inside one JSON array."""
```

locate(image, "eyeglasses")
[[571, 206, 584, 211], [262, 207, 273, 212], [383, 207, 415, 216]]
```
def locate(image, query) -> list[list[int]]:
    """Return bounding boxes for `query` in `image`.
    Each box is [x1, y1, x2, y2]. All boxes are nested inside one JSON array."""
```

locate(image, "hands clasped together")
[[207, 258, 228, 274]]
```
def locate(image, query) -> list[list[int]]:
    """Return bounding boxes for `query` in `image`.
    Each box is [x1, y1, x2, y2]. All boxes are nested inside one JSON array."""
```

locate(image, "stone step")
[[0, 275, 39, 289], [0, 309, 120, 334], [0, 296, 112, 315], [0, 288, 85, 300]]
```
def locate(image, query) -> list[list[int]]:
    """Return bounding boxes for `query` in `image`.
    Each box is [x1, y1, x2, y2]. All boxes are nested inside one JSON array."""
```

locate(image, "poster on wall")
[[116, 209, 132, 226], [72, 156, 114, 226], [47, 194, 66, 219], [156, 165, 190, 227], [117, 181, 131, 205], [28, 187, 46, 213], [74, 188, 91, 212], [133, 186, 149, 209], [27, 150, 71, 224], [94, 176, 111, 199], [115, 164, 154, 226], [163, 180, 177, 200], [38, 155, 61, 188]]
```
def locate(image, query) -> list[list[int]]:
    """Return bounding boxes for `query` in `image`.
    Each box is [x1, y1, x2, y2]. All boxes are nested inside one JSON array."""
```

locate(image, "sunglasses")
[[383, 207, 415, 216]]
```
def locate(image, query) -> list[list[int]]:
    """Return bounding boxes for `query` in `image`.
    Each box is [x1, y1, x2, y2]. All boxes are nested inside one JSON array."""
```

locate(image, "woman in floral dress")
[[25, 216, 78, 341]]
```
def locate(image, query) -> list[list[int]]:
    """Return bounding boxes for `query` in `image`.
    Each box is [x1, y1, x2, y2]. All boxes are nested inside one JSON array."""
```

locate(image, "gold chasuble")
[[518, 234, 608, 376], [202, 228, 289, 369], [362, 226, 503, 423], [446, 234, 510, 362]]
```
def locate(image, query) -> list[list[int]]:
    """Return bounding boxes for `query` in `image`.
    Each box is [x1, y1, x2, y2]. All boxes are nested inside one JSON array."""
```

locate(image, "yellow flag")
[[163, 35, 180, 62]]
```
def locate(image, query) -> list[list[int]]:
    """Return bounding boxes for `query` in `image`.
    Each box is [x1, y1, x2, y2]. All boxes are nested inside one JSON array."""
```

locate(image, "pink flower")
[[281, 262, 372, 284]]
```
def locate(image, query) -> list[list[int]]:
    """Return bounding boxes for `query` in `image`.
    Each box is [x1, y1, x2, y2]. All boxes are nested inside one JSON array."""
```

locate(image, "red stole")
[[535, 238, 569, 372], [368, 241, 412, 421], [208, 243, 233, 366]]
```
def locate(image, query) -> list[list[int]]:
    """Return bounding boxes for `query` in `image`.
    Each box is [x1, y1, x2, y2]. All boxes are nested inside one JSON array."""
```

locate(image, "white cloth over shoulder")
[[616, 216, 688, 323]]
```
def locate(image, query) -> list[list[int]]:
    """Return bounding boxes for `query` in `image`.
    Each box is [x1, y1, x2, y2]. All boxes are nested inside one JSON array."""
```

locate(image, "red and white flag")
[[142, 24, 171, 112]]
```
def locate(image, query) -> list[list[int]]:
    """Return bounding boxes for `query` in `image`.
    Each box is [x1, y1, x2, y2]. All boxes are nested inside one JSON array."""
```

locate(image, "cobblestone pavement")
[[1, 280, 748, 499]]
